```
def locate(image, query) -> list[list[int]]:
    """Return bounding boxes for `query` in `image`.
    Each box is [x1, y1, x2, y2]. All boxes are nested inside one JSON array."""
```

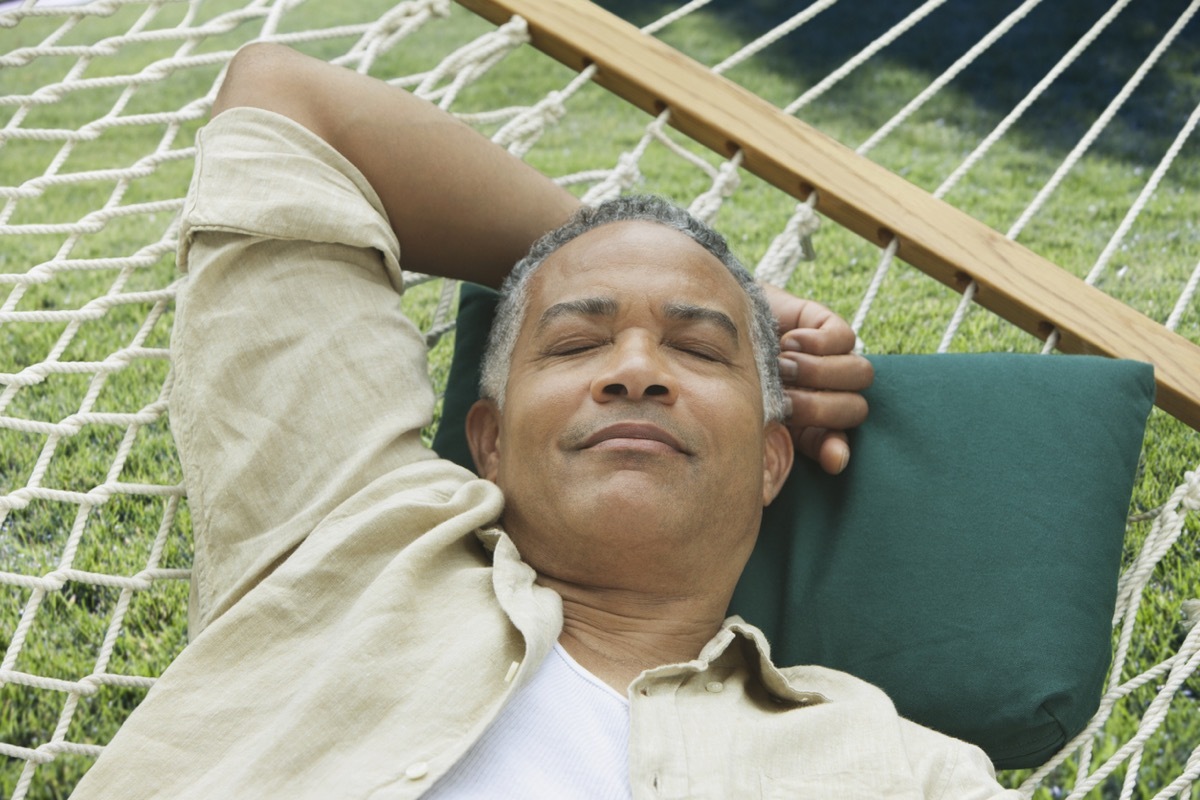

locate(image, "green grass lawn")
[[1, 0, 1197, 797]]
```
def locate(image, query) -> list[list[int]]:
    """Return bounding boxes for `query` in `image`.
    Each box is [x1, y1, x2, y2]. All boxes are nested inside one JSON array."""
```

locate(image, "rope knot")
[[753, 200, 821, 287], [425, 0, 453, 18], [75, 673, 104, 697], [581, 152, 643, 206], [1183, 600, 1200, 633], [792, 200, 820, 240], [687, 160, 741, 225], [494, 91, 566, 156], [495, 15, 530, 45], [1181, 470, 1200, 511]]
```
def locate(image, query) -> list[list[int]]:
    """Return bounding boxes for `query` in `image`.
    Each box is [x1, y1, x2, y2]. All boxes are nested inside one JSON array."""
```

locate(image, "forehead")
[[525, 220, 748, 318]]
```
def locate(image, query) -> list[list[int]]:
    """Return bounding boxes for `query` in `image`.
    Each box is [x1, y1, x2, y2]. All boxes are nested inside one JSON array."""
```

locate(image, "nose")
[[590, 331, 678, 404]]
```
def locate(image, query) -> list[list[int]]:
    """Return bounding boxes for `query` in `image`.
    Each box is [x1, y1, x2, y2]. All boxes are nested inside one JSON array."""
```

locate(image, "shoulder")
[[895, 718, 1021, 800]]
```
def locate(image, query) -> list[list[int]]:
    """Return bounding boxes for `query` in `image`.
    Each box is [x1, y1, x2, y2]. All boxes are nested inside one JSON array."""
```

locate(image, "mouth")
[[579, 422, 691, 455]]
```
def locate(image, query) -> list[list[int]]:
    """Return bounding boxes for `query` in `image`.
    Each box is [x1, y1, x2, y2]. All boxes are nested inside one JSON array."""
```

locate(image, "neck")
[[539, 575, 731, 693]]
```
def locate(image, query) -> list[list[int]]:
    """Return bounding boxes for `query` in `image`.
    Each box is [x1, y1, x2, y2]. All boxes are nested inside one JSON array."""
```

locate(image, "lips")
[[579, 422, 690, 454]]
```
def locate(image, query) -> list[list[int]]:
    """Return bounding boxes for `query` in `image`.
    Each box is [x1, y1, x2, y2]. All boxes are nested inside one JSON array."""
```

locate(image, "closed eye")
[[544, 339, 608, 357], [670, 342, 726, 363]]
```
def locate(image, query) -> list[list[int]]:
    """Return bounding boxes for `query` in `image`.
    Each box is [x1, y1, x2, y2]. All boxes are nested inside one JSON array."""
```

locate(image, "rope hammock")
[[1, 0, 1198, 797]]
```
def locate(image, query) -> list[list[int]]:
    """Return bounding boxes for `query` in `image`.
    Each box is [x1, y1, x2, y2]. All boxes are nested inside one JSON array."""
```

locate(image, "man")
[[71, 43, 1018, 798]]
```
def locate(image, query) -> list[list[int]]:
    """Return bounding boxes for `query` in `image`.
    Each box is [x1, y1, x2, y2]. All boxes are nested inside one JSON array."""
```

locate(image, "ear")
[[761, 420, 794, 506], [465, 398, 502, 480]]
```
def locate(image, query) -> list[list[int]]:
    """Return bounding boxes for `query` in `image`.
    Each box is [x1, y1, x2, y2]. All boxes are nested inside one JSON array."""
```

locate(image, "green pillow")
[[433, 282, 1155, 769]]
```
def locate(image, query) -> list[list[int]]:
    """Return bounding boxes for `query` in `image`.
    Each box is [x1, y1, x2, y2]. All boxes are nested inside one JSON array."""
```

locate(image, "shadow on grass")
[[598, 0, 1200, 175]]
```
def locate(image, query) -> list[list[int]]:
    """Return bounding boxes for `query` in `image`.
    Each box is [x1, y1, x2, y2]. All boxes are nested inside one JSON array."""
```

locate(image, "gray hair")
[[480, 195, 786, 422]]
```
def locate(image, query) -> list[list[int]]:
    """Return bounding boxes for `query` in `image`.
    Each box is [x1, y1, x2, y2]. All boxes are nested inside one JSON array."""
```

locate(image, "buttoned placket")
[[374, 530, 549, 800], [629, 671, 689, 799], [623, 621, 830, 800]]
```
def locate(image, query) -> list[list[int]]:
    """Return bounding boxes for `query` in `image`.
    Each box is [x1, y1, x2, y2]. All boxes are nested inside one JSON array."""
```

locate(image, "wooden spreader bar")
[[458, 0, 1200, 430]]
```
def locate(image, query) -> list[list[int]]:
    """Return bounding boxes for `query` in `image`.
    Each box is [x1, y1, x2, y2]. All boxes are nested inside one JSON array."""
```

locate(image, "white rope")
[[1181, 600, 1200, 632], [335, 0, 452, 74], [1086, 96, 1200, 287], [485, 0, 717, 162], [711, 0, 839, 76], [638, 0, 715, 35], [687, 150, 743, 225], [950, 0, 1195, 352], [1020, 467, 1200, 796], [408, 0, 713, 161], [0, 6, 465, 797], [936, 0, 1136, 202], [1166, 256, 1200, 332], [1150, 746, 1200, 800], [1112, 471, 1200, 626], [424, 274, 461, 348], [663, 1, 858, 277], [69, 498, 185, 748], [755, 195, 820, 288], [425, 0, 714, 159], [933, 0, 1148, 351], [1006, 0, 1200, 242], [578, 111, 671, 206], [1068, 634, 1200, 799], [856, 0, 1046, 156], [936, 280, 977, 354], [849, 237, 899, 339], [704, 0, 951, 287], [843, 0, 1045, 332], [413, 15, 529, 108], [2, 5, 1198, 800], [783, 0, 950, 116]]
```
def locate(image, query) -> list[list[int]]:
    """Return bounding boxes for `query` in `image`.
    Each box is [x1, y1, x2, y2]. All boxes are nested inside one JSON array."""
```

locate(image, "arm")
[[215, 43, 872, 471], [213, 42, 579, 287]]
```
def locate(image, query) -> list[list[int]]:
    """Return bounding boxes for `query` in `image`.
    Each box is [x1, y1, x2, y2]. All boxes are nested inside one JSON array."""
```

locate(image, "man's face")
[[468, 220, 792, 586]]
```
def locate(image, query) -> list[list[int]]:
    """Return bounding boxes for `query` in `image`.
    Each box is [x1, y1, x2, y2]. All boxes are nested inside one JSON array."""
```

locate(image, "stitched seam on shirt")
[[169, 294, 215, 635], [930, 741, 960, 800]]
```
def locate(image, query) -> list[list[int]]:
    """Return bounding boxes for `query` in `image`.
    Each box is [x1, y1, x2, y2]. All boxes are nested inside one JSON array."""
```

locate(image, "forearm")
[[212, 42, 580, 287], [209, 43, 875, 475]]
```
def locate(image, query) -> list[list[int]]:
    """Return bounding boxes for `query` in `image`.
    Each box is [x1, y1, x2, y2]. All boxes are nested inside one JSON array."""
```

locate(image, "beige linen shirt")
[[70, 108, 1019, 800]]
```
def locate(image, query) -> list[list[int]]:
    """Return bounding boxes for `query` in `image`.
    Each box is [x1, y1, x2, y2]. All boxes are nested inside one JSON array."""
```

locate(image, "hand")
[[760, 283, 874, 475]]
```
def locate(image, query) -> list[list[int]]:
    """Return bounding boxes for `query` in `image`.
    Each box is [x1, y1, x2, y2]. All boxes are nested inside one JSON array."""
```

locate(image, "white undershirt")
[[422, 644, 632, 799]]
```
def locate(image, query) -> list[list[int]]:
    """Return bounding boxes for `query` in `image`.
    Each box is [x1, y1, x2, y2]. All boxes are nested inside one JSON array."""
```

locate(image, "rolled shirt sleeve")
[[171, 107, 440, 634], [86, 105, 1020, 800]]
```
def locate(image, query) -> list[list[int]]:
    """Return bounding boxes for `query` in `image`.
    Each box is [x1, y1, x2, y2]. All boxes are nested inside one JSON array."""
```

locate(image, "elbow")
[[212, 43, 324, 132]]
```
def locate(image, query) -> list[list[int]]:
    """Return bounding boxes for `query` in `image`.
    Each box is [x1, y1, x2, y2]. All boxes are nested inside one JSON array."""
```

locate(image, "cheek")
[[695, 377, 768, 456], [510, 373, 576, 414], [697, 371, 765, 421], [500, 373, 582, 449]]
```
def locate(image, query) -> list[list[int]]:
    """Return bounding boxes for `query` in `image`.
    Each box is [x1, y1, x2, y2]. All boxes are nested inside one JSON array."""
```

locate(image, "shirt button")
[[705, 681, 724, 694], [405, 762, 429, 780]]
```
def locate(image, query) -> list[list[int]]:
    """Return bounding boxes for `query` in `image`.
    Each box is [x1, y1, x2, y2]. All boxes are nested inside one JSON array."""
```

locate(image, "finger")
[[818, 430, 851, 475], [786, 389, 869, 431], [795, 426, 825, 464], [795, 427, 851, 475], [781, 323, 858, 357], [779, 300, 856, 355], [778, 353, 874, 392]]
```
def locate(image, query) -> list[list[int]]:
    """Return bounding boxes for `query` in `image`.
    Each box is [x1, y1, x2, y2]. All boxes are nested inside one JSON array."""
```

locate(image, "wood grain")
[[457, 0, 1200, 430]]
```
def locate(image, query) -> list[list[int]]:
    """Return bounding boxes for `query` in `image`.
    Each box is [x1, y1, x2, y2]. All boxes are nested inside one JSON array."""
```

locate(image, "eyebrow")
[[536, 296, 619, 332], [663, 301, 740, 345], [535, 296, 739, 345]]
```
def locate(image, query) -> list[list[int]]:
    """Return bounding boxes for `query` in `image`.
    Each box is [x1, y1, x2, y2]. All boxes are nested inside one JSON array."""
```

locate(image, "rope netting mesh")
[[0, 0, 1197, 797]]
